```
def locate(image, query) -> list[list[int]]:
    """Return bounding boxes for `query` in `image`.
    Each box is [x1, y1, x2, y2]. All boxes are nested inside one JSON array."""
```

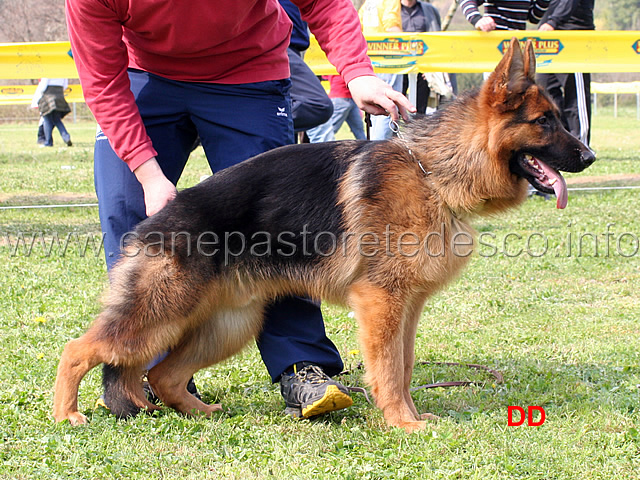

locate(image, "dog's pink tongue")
[[538, 161, 568, 209]]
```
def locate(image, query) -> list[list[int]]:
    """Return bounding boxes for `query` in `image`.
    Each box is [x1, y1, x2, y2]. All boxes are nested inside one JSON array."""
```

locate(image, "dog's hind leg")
[[101, 363, 161, 418], [349, 281, 428, 433], [53, 318, 160, 425], [147, 302, 265, 417], [53, 330, 105, 425], [53, 254, 200, 424]]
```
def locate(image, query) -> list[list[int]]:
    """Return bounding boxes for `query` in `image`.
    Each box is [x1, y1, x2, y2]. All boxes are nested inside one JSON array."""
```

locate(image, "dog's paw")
[[418, 412, 440, 422], [201, 403, 224, 417], [398, 420, 428, 433], [54, 411, 88, 426]]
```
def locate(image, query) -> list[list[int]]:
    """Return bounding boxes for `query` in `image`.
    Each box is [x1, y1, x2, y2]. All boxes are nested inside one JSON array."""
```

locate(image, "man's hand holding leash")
[[349, 75, 416, 122]]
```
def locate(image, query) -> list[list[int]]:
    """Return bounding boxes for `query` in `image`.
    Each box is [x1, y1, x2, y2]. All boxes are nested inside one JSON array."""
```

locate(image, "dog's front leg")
[[401, 295, 423, 420], [402, 293, 439, 423], [349, 282, 427, 433]]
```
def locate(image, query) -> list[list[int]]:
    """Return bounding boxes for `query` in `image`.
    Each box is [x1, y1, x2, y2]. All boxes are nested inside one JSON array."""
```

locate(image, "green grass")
[[0, 107, 639, 479]]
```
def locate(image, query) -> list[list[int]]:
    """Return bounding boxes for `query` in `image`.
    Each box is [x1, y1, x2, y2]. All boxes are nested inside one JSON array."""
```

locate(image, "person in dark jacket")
[[537, 0, 595, 145], [279, 0, 334, 133], [400, 0, 449, 114]]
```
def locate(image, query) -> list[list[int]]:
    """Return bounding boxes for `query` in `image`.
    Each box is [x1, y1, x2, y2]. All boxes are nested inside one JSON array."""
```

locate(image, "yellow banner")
[[308, 31, 640, 75], [1, 31, 639, 81], [0, 84, 84, 106], [0, 42, 78, 79]]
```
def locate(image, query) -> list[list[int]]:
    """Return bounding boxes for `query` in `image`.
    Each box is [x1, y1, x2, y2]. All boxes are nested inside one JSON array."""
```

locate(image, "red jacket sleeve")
[[293, 0, 374, 85], [66, 0, 157, 171]]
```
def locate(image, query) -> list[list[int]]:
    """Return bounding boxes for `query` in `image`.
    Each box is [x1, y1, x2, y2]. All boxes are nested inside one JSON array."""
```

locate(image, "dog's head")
[[482, 37, 596, 209]]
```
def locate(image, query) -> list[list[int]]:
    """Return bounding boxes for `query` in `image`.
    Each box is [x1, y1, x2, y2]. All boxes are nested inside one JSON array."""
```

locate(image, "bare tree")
[[0, 0, 67, 43]]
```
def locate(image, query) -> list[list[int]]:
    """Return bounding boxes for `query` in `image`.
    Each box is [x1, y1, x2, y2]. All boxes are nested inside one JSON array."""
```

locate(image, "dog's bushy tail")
[[102, 364, 153, 418]]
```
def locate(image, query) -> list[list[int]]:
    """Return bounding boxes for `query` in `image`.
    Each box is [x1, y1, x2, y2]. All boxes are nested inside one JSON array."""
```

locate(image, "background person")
[[537, 0, 595, 145], [399, 0, 452, 114], [306, 76, 367, 143], [279, 0, 334, 134], [459, 0, 550, 31], [359, 0, 404, 140], [66, 0, 414, 419], [32, 78, 72, 147]]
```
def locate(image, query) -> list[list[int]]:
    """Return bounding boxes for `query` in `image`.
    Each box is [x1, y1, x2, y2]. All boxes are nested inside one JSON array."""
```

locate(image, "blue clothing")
[[288, 48, 333, 133], [280, 1, 333, 133], [307, 97, 366, 143], [370, 73, 403, 140], [94, 69, 344, 382], [279, 0, 310, 52], [43, 111, 71, 146]]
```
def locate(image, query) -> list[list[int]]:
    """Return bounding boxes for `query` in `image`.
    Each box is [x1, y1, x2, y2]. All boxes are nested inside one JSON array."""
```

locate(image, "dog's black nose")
[[581, 147, 596, 168]]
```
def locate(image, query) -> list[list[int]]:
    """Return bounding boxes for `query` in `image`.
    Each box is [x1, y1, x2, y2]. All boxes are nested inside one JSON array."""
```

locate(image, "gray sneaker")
[[280, 364, 352, 418]]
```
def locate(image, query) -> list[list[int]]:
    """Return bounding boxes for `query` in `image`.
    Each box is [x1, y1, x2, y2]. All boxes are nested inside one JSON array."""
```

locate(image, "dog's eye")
[[536, 116, 548, 125]]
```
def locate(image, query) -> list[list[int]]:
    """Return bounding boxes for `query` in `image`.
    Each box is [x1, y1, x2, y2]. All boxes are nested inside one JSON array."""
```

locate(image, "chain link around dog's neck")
[[388, 119, 431, 177], [388, 118, 461, 218]]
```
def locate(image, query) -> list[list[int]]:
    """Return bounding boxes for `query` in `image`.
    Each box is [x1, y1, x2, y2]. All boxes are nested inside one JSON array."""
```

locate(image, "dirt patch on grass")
[[0, 192, 97, 206], [566, 173, 640, 186]]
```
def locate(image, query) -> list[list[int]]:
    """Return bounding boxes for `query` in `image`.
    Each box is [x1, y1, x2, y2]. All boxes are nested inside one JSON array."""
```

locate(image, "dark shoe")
[[280, 363, 352, 418], [96, 377, 201, 410], [186, 377, 201, 400], [143, 376, 202, 404], [66, 139, 73, 146]]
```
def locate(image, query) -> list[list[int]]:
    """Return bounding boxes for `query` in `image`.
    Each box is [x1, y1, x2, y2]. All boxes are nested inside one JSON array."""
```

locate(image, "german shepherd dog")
[[54, 39, 595, 432]]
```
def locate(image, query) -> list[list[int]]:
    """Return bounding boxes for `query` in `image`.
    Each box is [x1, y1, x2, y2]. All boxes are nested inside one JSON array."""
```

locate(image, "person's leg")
[[306, 118, 335, 143], [42, 113, 55, 146], [94, 70, 199, 407], [537, 73, 570, 131], [50, 111, 72, 145], [329, 97, 353, 134], [94, 70, 198, 270], [188, 79, 294, 171], [344, 99, 366, 140], [580, 73, 592, 145], [37, 117, 45, 145], [187, 79, 348, 416], [415, 74, 430, 115], [370, 73, 402, 140], [564, 73, 591, 145], [257, 297, 344, 380], [287, 48, 333, 132], [307, 96, 353, 143]]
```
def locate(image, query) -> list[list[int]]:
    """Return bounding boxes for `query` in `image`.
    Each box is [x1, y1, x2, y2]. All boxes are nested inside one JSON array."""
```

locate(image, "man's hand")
[[347, 75, 416, 122], [134, 157, 178, 217], [538, 23, 555, 31], [475, 16, 496, 32]]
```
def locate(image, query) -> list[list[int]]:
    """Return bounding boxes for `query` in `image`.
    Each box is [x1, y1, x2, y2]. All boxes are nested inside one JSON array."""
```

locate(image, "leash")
[[337, 361, 504, 405], [388, 118, 431, 177]]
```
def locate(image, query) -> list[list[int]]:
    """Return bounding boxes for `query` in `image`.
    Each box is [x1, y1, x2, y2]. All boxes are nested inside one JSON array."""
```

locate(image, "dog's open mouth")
[[517, 154, 568, 209]]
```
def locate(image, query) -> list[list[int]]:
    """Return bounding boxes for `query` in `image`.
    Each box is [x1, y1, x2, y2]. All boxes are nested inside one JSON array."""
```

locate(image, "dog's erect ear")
[[485, 37, 533, 111], [523, 39, 536, 81]]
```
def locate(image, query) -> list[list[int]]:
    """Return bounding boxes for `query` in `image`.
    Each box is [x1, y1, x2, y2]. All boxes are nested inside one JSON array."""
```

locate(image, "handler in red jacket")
[[66, 0, 414, 419]]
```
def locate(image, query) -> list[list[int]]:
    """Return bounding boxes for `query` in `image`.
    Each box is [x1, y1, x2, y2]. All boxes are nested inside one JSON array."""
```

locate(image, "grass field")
[[0, 107, 638, 479]]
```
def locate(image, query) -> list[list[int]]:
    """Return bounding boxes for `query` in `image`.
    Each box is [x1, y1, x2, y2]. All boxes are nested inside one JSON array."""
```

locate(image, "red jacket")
[[66, 0, 373, 170], [328, 76, 352, 99]]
